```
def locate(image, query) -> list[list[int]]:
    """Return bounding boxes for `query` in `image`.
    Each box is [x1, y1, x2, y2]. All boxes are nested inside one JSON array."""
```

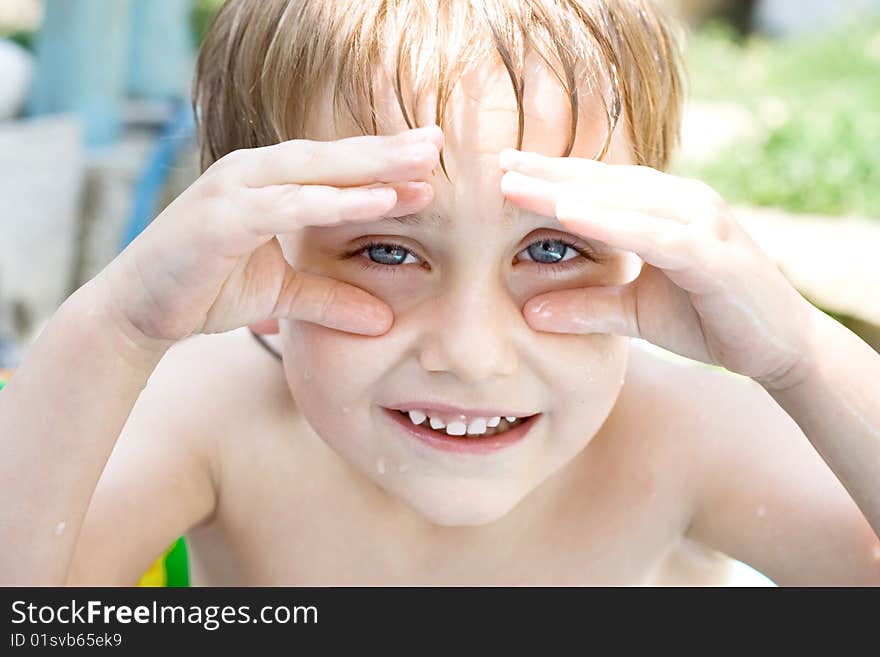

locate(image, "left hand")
[[499, 148, 819, 391]]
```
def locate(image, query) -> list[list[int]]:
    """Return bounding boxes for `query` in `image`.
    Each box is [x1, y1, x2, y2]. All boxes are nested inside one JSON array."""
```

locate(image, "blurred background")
[[0, 0, 878, 586]]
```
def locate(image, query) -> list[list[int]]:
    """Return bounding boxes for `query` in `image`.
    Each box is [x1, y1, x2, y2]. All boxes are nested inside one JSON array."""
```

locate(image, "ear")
[[248, 319, 279, 335]]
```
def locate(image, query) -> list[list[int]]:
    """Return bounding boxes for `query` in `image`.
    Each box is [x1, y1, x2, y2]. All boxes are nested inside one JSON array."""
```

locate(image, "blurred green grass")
[[680, 17, 880, 218], [192, 0, 224, 46]]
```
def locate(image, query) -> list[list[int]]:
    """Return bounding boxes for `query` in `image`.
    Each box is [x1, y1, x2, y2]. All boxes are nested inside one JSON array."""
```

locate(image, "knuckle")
[[279, 183, 306, 209], [198, 175, 225, 200], [692, 178, 728, 215], [199, 200, 236, 250], [198, 167, 230, 198], [201, 149, 250, 194], [326, 186, 349, 223], [218, 148, 250, 170], [318, 279, 342, 324], [687, 178, 731, 241], [281, 271, 307, 314], [656, 227, 688, 254], [292, 138, 321, 170], [277, 183, 320, 225]]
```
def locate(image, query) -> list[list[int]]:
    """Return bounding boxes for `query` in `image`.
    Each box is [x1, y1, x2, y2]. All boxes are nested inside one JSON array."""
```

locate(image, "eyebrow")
[[379, 199, 523, 228], [379, 210, 449, 228]]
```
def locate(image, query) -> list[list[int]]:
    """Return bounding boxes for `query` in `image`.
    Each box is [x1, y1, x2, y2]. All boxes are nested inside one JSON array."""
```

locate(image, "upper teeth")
[[404, 410, 519, 436], [467, 418, 487, 435], [446, 420, 467, 436]]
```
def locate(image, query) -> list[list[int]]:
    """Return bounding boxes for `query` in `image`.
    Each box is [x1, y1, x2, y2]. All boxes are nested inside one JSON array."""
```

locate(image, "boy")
[[1, 0, 878, 586]]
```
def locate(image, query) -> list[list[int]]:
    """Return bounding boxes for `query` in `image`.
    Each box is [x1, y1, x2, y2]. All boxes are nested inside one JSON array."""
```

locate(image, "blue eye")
[[516, 239, 580, 264], [365, 243, 419, 265]]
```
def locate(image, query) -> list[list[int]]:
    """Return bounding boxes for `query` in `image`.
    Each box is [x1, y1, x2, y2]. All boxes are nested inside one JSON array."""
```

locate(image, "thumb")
[[249, 319, 279, 334], [522, 282, 640, 337], [276, 270, 394, 336]]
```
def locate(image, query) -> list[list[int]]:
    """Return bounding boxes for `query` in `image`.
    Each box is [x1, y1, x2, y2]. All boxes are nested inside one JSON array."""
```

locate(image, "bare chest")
[[187, 434, 709, 585]]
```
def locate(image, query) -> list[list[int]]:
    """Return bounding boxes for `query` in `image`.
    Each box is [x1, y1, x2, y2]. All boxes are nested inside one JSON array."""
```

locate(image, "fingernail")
[[499, 148, 521, 170], [526, 300, 557, 326], [390, 181, 433, 213], [340, 187, 397, 218], [342, 298, 393, 335], [406, 124, 444, 148], [359, 305, 394, 335], [529, 299, 553, 317], [501, 170, 532, 195], [401, 141, 440, 167]]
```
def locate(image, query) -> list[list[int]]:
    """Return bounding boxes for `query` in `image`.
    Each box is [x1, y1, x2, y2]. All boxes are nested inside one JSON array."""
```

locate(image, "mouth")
[[380, 405, 542, 454]]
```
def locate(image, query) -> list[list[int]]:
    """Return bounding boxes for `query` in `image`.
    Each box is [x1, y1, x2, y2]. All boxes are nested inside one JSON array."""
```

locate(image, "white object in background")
[[0, 39, 34, 121], [726, 559, 776, 587], [0, 115, 85, 339], [756, 0, 880, 35]]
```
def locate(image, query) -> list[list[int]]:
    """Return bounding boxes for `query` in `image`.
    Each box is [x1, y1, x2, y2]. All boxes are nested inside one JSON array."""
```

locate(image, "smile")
[[397, 409, 526, 437], [380, 405, 542, 454]]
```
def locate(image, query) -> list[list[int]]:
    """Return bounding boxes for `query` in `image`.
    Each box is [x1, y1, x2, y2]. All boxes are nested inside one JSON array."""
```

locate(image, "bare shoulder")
[[150, 328, 293, 423], [604, 338, 744, 472], [616, 337, 800, 530], [609, 339, 794, 585], [620, 341, 879, 585], [134, 328, 302, 480]]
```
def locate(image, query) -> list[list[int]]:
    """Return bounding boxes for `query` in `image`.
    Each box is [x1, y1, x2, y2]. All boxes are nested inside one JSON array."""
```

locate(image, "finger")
[[278, 270, 394, 336], [500, 148, 603, 181], [500, 170, 562, 218], [522, 283, 640, 337], [230, 125, 443, 188], [500, 158, 718, 226], [242, 180, 434, 235], [556, 203, 696, 272]]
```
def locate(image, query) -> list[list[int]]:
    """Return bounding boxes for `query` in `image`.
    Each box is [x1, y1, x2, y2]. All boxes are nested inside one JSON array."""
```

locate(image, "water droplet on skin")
[[756, 505, 767, 518], [54, 521, 66, 536], [376, 458, 386, 475]]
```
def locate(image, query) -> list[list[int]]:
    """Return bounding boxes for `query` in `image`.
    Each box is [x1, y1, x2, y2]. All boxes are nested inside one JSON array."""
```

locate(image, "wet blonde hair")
[[193, 0, 686, 176]]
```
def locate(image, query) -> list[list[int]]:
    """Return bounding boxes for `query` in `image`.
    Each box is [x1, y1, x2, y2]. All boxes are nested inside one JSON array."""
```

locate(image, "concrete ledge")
[[0, 114, 84, 336], [733, 204, 880, 329]]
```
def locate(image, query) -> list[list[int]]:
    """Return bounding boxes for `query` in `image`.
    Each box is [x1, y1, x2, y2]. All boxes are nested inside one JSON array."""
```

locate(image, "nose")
[[416, 275, 520, 383]]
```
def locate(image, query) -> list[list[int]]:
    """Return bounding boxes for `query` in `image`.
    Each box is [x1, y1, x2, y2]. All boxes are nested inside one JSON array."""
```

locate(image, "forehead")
[[306, 50, 635, 168]]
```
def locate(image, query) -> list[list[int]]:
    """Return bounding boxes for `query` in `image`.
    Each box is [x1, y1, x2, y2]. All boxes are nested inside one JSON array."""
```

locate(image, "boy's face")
[[278, 55, 642, 526]]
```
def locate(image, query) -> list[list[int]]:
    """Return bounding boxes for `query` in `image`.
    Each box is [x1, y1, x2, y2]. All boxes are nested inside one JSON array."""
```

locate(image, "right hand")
[[97, 125, 443, 349]]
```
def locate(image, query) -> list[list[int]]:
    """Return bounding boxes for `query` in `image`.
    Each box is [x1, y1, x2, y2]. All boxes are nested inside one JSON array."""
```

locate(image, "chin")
[[401, 483, 526, 527]]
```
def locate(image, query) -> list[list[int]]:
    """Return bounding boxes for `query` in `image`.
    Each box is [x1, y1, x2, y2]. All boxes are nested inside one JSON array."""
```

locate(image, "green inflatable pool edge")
[[165, 536, 190, 587]]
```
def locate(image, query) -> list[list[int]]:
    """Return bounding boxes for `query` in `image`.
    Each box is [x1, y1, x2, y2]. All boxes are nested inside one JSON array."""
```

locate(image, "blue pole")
[[121, 101, 196, 249], [128, 0, 194, 101], [28, 0, 134, 148]]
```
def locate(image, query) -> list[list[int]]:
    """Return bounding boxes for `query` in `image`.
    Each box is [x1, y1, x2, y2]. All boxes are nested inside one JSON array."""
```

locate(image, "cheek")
[[280, 321, 394, 442], [528, 332, 629, 444]]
